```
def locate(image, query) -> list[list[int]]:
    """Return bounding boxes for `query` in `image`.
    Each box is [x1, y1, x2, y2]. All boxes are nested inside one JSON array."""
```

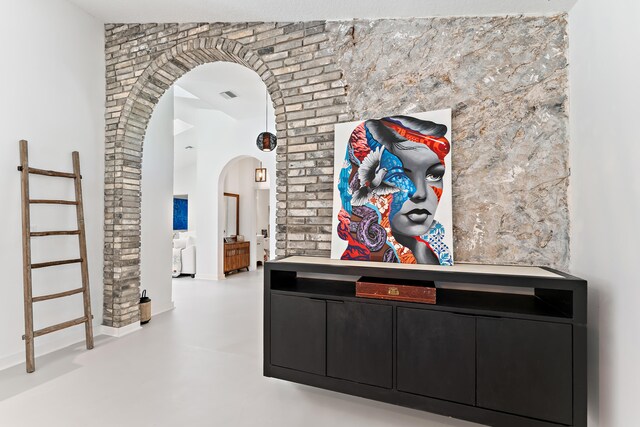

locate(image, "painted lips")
[[406, 208, 431, 223]]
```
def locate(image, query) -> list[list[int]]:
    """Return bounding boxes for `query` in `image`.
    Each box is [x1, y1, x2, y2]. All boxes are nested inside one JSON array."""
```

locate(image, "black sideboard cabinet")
[[264, 256, 587, 427]]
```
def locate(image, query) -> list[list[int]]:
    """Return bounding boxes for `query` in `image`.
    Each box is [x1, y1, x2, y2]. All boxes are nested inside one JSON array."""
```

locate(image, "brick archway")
[[103, 37, 287, 328]]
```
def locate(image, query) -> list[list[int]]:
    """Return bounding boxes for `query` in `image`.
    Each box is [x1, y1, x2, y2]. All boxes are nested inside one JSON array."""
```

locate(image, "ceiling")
[[69, 0, 577, 22], [174, 62, 271, 121], [173, 61, 274, 172]]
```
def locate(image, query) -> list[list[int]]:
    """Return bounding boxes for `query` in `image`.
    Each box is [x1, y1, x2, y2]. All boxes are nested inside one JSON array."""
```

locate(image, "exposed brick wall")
[[103, 23, 347, 327], [103, 17, 569, 328]]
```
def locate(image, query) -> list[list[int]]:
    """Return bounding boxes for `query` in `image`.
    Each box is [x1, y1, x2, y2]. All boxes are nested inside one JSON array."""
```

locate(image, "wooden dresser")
[[224, 241, 250, 275]]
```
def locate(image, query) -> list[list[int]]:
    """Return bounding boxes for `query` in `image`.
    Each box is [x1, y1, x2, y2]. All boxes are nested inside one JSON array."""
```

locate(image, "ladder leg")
[[72, 152, 94, 350], [25, 338, 35, 373], [19, 140, 35, 373]]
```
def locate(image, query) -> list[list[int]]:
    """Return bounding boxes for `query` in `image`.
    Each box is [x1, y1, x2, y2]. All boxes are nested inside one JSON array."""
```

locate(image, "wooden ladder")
[[18, 140, 94, 373]]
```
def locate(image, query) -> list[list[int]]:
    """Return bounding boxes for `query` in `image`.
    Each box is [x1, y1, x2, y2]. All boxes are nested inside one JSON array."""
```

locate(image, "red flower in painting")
[[349, 123, 370, 162]]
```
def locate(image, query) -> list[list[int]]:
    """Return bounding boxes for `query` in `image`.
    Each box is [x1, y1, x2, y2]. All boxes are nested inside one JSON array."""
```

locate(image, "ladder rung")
[[30, 199, 78, 205], [25, 167, 76, 179], [33, 288, 84, 303], [31, 258, 82, 269], [23, 316, 88, 339], [31, 230, 80, 237]]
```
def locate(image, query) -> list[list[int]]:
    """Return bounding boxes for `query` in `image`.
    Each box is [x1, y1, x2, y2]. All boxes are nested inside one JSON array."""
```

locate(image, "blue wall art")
[[173, 197, 188, 230]]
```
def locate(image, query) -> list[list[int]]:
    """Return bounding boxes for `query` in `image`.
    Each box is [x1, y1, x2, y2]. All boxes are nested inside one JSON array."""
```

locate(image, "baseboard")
[[152, 301, 175, 316], [0, 320, 103, 372], [0, 350, 25, 371], [100, 322, 142, 338], [195, 273, 223, 281]]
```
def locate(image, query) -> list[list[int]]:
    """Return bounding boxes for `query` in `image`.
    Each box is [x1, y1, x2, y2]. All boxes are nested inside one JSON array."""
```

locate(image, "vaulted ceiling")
[[172, 62, 275, 172], [68, 0, 577, 22], [175, 62, 271, 122]]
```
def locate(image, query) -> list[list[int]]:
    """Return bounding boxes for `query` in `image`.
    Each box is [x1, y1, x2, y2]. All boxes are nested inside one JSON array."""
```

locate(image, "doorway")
[[139, 61, 277, 314], [219, 156, 272, 276]]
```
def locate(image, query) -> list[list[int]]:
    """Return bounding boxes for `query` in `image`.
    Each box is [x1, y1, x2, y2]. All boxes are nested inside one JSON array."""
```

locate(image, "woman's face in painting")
[[390, 141, 445, 237]]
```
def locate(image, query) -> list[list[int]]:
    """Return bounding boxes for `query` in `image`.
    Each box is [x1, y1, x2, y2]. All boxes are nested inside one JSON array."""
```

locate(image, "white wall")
[[256, 189, 270, 238], [569, 1, 640, 425], [191, 109, 234, 280], [0, 0, 104, 369], [141, 88, 175, 315]]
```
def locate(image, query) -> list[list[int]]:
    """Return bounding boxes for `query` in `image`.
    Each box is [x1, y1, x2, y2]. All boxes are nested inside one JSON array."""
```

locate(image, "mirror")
[[224, 192, 240, 238]]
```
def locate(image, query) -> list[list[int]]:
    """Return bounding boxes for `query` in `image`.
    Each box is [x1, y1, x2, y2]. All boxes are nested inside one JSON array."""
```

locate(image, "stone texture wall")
[[330, 16, 569, 268], [103, 16, 568, 328]]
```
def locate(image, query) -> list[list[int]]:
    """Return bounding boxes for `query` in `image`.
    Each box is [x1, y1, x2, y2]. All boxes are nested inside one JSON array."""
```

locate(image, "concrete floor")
[[0, 269, 476, 427]]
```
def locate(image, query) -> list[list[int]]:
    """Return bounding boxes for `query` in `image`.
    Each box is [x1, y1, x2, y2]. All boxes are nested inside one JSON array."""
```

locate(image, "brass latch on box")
[[387, 287, 400, 296]]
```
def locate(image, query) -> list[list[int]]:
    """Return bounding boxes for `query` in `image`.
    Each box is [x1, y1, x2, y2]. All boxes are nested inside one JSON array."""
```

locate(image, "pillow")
[[173, 238, 187, 249], [172, 248, 182, 277]]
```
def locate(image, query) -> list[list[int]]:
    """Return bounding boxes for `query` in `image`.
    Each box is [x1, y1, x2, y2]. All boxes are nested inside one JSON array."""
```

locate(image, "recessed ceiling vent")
[[220, 90, 238, 99]]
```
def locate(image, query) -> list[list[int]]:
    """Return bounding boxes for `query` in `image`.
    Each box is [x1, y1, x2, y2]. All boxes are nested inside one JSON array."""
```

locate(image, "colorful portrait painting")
[[330, 109, 454, 265]]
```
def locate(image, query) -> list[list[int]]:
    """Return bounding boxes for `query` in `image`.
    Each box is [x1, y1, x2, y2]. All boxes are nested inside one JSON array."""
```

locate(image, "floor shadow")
[[0, 335, 111, 402]]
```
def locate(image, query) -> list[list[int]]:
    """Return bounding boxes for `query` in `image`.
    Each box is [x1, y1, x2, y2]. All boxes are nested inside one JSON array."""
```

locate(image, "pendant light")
[[255, 161, 267, 182], [256, 87, 277, 152]]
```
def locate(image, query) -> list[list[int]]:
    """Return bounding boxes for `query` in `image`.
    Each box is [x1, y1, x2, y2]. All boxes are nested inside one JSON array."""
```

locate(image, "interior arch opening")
[[140, 61, 277, 314]]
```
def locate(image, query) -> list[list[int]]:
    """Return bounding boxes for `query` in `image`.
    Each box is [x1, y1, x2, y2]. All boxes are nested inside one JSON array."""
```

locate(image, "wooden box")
[[356, 276, 436, 304]]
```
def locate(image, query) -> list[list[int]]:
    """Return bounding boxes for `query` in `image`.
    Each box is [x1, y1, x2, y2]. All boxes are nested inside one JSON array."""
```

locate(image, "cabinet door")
[[477, 317, 573, 425], [327, 301, 393, 388], [271, 294, 326, 375], [397, 308, 476, 405]]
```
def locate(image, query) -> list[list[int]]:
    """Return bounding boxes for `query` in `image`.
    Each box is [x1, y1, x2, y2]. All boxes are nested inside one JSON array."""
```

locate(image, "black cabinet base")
[[266, 366, 565, 427]]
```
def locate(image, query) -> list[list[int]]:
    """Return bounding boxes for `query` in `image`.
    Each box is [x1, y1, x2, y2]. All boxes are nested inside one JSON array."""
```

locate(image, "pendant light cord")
[[265, 87, 268, 133]]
